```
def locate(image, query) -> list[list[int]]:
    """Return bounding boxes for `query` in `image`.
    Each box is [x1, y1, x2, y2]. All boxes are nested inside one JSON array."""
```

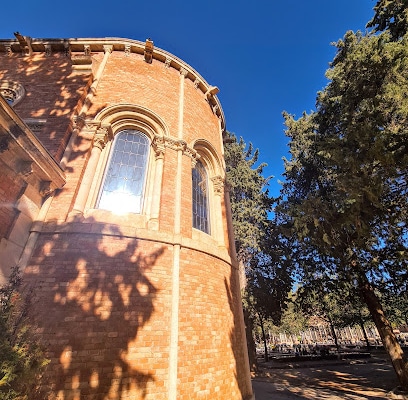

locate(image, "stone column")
[[211, 175, 225, 246], [147, 135, 165, 230], [68, 125, 112, 218], [168, 67, 188, 400], [177, 67, 188, 140]]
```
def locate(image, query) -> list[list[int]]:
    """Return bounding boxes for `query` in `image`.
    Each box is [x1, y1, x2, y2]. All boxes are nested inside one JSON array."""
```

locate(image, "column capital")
[[103, 45, 113, 54], [93, 124, 113, 150], [211, 175, 224, 195], [152, 135, 166, 160]]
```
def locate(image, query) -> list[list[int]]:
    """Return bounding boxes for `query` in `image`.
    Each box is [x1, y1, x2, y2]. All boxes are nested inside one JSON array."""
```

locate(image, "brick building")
[[0, 33, 253, 399]]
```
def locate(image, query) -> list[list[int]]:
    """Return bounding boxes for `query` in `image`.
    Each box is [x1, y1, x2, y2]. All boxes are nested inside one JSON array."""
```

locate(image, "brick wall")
[[0, 53, 91, 160], [177, 249, 251, 399], [24, 230, 173, 400], [1, 40, 252, 400]]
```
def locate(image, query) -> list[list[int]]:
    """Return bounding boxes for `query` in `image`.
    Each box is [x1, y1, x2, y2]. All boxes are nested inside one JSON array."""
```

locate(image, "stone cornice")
[[34, 218, 233, 266], [0, 36, 226, 130]]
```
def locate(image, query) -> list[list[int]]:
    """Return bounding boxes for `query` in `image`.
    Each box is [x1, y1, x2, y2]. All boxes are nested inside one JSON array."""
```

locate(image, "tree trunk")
[[358, 316, 370, 351], [359, 275, 408, 390], [327, 315, 340, 353], [258, 314, 269, 362], [243, 307, 258, 372]]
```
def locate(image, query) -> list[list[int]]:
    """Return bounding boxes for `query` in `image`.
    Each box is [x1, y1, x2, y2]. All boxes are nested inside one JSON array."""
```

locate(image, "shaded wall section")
[[24, 220, 172, 400], [177, 248, 253, 400]]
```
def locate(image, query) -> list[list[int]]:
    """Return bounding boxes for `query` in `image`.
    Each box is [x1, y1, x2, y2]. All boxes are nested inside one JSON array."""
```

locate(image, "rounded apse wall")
[[0, 37, 255, 400]]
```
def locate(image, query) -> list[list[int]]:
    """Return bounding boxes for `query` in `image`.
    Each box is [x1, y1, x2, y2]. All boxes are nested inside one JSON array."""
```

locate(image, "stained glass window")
[[98, 130, 149, 213], [192, 160, 210, 234]]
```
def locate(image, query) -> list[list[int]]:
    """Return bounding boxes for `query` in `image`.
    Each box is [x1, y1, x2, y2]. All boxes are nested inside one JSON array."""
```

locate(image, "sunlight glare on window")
[[98, 130, 149, 214]]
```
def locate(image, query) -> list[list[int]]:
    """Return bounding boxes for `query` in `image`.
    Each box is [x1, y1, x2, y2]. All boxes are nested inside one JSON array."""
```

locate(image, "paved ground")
[[252, 354, 403, 399]]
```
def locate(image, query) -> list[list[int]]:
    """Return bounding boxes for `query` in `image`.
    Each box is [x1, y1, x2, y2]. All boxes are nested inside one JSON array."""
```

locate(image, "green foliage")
[[277, 295, 308, 335], [296, 275, 371, 336], [246, 220, 294, 326], [224, 131, 294, 365], [381, 284, 408, 327], [280, 28, 408, 289], [0, 267, 49, 400], [224, 131, 273, 264], [297, 278, 342, 324], [277, 5, 408, 386], [367, 0, 408, 40]]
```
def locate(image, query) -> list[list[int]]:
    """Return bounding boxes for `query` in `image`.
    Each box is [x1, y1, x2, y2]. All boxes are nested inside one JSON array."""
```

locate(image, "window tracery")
[[97, 130, 149, 214], [0, 81, 25, 106], [192, 160, 210, 234]]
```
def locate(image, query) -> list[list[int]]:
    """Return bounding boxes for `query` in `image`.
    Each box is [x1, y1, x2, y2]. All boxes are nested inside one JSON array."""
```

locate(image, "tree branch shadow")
[[24, 218, 165, 399]]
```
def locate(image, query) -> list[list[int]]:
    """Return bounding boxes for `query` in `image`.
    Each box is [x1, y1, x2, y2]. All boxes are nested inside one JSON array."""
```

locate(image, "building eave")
[[0, 36, 226, 132]]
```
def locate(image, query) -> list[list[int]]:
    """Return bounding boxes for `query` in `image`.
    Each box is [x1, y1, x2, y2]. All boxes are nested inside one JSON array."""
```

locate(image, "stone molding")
[[24, 118, 47, 133], [0, 36, 226, 130], [78, 116, 200, 162], [35, 219, 234, 266]]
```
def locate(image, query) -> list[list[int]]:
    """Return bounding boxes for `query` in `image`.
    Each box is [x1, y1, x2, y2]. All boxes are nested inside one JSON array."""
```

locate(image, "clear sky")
[[0, 0, 376, 196]]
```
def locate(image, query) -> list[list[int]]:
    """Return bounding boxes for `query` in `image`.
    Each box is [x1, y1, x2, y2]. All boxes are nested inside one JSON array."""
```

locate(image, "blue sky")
[[0, 0, 376, 196]]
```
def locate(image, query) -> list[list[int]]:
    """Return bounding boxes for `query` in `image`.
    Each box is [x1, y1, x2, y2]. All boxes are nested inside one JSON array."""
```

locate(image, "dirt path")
[[252, 358, 399, 399]]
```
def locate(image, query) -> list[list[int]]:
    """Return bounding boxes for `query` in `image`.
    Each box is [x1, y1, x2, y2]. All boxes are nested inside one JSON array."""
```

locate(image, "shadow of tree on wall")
[[24, 218, 165, 399], [0, 50, 104, 281], [224, 274, 253, 400], [0, 52, 89, 158], [0, 50, 108, 168], [2, 45, 171, 399]]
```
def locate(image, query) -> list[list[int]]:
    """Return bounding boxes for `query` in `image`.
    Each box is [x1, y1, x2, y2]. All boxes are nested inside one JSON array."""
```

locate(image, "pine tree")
[[224, 131, 293, 367], [0, 268, 49, 399], [224, 132, 272, 264], [278, 23, 408, 389]]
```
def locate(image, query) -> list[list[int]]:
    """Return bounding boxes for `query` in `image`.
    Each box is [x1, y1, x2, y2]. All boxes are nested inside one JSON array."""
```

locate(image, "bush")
[[0, 267, 49, 399]]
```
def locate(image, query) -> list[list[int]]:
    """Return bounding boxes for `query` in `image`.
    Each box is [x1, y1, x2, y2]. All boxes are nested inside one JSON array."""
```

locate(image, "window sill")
[[84, 208, 147, 230]]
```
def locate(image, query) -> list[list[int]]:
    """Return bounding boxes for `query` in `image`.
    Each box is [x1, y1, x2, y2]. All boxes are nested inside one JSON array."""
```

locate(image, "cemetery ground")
[[252, 349, 408, 399]]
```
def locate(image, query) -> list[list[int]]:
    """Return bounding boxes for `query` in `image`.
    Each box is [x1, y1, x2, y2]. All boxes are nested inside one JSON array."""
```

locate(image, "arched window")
[[97, 130, 149, 214], [192, 160, 210, 234]]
